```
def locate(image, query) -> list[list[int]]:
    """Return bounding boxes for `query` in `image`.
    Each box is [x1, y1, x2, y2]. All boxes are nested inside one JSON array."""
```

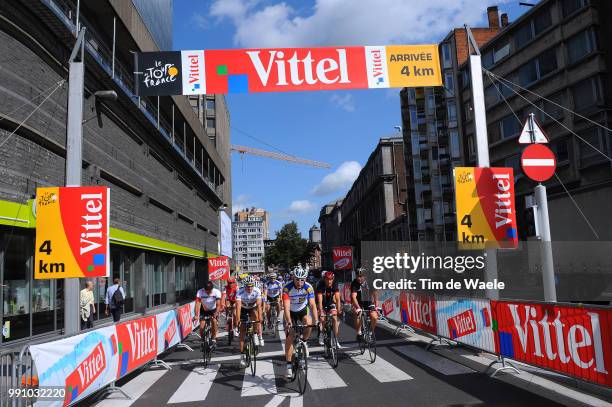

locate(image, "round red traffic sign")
[[521, 144, 556, 182]]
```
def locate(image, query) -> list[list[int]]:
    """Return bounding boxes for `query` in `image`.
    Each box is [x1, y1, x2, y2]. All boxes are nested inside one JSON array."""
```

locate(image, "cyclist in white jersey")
[[282, 264, 318, 378], [236, 276, 263, 367], [264, 273, 283, 327], [253, 274, 265, 345], [193, 281, 221, 347]]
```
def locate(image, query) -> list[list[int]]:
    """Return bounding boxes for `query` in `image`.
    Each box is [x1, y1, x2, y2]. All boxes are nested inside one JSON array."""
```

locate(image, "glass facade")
[[132, 0, 173, 51]]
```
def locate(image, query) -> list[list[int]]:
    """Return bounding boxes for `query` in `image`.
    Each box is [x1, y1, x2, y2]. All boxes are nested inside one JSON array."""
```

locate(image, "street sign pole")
[[469, 51, 499, 301], [64, 29, 86, 335], [535, 184, 556, 302]]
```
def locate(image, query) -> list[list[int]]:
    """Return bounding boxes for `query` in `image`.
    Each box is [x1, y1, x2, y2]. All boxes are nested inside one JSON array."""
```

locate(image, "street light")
[[83, 90, 118, 126]]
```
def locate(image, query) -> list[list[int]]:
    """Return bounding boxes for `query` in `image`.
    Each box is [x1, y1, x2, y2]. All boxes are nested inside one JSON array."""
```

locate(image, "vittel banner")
[[134, 45, 441, 95], [177, 302, 194, 339], [115, 316, 158, 379], [493, 301, 612, 386], [208, 256, 230, 281], [399, 291, 437, 335], [436, 297, 497, 353], [332, 246, 353, 270]]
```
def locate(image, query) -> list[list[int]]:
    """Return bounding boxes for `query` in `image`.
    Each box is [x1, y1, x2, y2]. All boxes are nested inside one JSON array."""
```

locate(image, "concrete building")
[[400, 7, 502, 242], [0, 0, 231, 346], [307, 225, 322, 273], [233, 211, 265, 273], [309, 224, 321, 244], [234, 207, 270, 240], [319, 137, 407, 268], [459, 0, 612, 241]]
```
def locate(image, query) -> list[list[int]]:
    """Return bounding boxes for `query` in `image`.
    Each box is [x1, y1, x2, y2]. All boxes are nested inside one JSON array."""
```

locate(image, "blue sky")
[[173, 0, 532, 238]]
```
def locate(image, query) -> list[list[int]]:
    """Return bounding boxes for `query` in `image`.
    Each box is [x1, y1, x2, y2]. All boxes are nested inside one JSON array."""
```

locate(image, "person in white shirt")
[[194, 281, 222, 347], [235, 276, 263, 367]]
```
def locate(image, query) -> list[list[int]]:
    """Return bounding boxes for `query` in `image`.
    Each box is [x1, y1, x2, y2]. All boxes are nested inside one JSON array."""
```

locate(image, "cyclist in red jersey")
[[223, 277, 238, 336]]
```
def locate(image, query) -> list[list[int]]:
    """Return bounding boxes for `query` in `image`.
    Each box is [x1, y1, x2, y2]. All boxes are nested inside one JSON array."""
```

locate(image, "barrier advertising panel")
[[398, 291, 437, 335], [115, 316, 158, 379], [135, 45, 442, 96], [157, 311, 180, 354], [378, 290, 401, 322], [29, 326, 119, 407], [34, 186, 110, 279], [436, 296, 497, 353], [493, 301, 612, 386], [454, 167, 518, 249], [177, 303, 194, 339]]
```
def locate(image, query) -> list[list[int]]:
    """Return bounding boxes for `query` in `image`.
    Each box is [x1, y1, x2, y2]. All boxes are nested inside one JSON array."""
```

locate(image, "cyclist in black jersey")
[[316, 271, 342, 347], [350, 268, 378, 342]]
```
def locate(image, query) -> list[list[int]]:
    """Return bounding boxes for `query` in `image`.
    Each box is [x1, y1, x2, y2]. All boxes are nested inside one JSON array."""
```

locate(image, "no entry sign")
[[521, 144, 556, 182]]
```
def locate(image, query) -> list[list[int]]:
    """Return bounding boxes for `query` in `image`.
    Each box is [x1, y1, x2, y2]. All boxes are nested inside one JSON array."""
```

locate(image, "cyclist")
[[235, 275, 263, 368], [254, 274, 265, 346], [265, 273, 283, 328], [316, 271, 342, 348], [350, 268, 379, 342], [194, 281, 222, 349], [283, 264, 318, 378], [223, 276, 239, 337]]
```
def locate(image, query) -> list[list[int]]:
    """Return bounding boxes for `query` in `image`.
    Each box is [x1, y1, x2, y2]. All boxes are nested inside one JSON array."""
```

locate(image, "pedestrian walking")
[[105, 278, 125, 323], [80, 281, 95, 329]]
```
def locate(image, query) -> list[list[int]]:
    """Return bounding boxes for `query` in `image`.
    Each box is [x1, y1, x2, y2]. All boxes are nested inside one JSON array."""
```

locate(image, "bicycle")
[[266, 300, 279, 337], [225, 305, 236, 346], [321, 309, 339, 368], [199, 315, 216, 367], [287, 323, 318, 395], [242, 320, 260, 376], [357, 307, 378, 363]]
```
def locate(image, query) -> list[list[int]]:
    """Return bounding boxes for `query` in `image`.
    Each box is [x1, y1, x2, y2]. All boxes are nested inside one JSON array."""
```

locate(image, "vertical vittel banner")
[[35, 186, 110, 279], [332, 246, 353, 270], [454, 167, 518, 249], [220, 211, 233, 258], [134, 45, 442, 95]]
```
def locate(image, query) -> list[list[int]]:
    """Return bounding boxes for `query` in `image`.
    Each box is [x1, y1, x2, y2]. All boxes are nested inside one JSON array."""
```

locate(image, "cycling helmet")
[[227, 276, 236, 283], [269, 273, 277, 279], [356, 267, 366, 276], [293, 264, 308, 279], [243, 275, 255, 286], [324, 271, 335, 280]]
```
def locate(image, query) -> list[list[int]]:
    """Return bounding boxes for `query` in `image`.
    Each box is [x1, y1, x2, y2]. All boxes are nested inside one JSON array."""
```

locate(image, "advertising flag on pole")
[[34, 186, 110, 279], [332, 246, 353, 270], [208, 256, 230, 281]]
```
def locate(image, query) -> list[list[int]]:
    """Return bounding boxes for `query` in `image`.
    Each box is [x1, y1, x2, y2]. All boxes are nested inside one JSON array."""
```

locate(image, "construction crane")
[[231, 144, 331, 169]]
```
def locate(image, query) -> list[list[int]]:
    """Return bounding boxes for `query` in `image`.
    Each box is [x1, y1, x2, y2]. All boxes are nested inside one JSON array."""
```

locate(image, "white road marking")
[[241, 359, 278, 397], [346, 351, 413, 383], [306, 355, 347, 389], [394, 345, 474, 375], [95, 369, 168, 407], [167, 365, 219, 404]]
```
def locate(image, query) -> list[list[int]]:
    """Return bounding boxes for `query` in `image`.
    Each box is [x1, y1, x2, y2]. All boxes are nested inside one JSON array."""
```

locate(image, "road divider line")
[[306, 355, 347, 389], [394, 345, 474, 375], [95, 369, 168, 407], [167, 365, 219, 404], [241, 359, 279, 397]]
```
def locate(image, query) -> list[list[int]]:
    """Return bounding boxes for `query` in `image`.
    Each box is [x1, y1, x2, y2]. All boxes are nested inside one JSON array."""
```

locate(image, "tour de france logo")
[[143, 61, 179, 89]]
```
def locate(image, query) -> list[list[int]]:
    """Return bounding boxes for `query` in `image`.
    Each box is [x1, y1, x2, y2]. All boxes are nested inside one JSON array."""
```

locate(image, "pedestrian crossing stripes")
[[393, 345, 475, 375], [306, 355, 347, 389], [346, 350, 413, 383], [241, 359, 279, 397], [167, 365, 219, 403], [96, 369, 168, 406]]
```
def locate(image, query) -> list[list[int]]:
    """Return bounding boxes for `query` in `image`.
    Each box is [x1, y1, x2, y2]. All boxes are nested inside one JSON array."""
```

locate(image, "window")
[[444, 72, 454, 94], [562, 0, 588, 17], [514, 23, 533, 50], [572, 76, 602, 112], [482, 51, 494, 69], [206, 118, 216, 129], [555, 139, 569, 162], [493, 43, 510, 63], [441, 43, 452, 68], [467, 135, 476, 156], [447, 104, 457, 123], [567, 29, 597, 64], [205, 99, 216, 110], [533, 9, 552, 36], [500, 115, 521, 139], [518, 47, 557, 86], [519, 60, 538, 86], [146, 253, 168, 307], [578, 127, 602, 163], [541, 91, 566, 123]]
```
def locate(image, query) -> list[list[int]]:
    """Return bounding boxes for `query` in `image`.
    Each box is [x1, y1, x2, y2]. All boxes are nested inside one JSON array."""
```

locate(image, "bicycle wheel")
[[227, 319, 234, 346], [202, 332, 210, 368], [367, 326, 376, 363], [244, 337, 252, 369], [358, 316, 366, 355], [271, 309, 278, 338], [296, 343, 308, 394], [329, 328, 338, 368], [250, 335, 257, 376]]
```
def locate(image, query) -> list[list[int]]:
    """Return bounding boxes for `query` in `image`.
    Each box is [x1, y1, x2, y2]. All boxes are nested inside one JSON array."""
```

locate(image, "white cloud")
[[287, 200, 316, 213], [191, 13, 209, 30], [233, 194, 256, 212], [312, 161, 361, 196], [207, 0, 510, 47], [329, 93, 355, 112]]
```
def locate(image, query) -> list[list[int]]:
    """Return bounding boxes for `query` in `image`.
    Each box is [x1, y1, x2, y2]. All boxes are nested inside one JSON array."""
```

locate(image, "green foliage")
[[264, 222, 313, 270]]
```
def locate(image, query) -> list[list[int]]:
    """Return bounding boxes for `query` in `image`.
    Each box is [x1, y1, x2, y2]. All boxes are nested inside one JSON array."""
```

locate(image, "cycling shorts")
[[354, 300, 376, 311], [289, 307, 309, 324], [200, 309, 217, 320], [267, 296, 280, 304], [320, 303, 337, 317], [240, 306, 258, 322]]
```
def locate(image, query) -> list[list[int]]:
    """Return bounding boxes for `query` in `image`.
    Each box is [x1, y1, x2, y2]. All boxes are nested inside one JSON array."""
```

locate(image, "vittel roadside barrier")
[[10, 301, 199, 407], [340, 287, 612, 388]]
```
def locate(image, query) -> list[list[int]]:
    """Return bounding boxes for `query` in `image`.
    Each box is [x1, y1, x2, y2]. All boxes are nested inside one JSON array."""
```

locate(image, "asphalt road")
[[87, 315, 568, 407]]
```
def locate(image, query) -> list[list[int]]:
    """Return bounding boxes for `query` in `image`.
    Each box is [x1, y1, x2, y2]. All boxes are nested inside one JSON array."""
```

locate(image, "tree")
[[264, 222, 310, 271]]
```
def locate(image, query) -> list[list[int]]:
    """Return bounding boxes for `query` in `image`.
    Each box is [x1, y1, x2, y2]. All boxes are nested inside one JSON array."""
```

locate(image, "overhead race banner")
[[454, 167, 518, 249], [208, 256, 230, 280], [135, 45, 442, 95], [332, 246, 353, 270], [35, 186, 110, 279], [220, 211, 233, 258]]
